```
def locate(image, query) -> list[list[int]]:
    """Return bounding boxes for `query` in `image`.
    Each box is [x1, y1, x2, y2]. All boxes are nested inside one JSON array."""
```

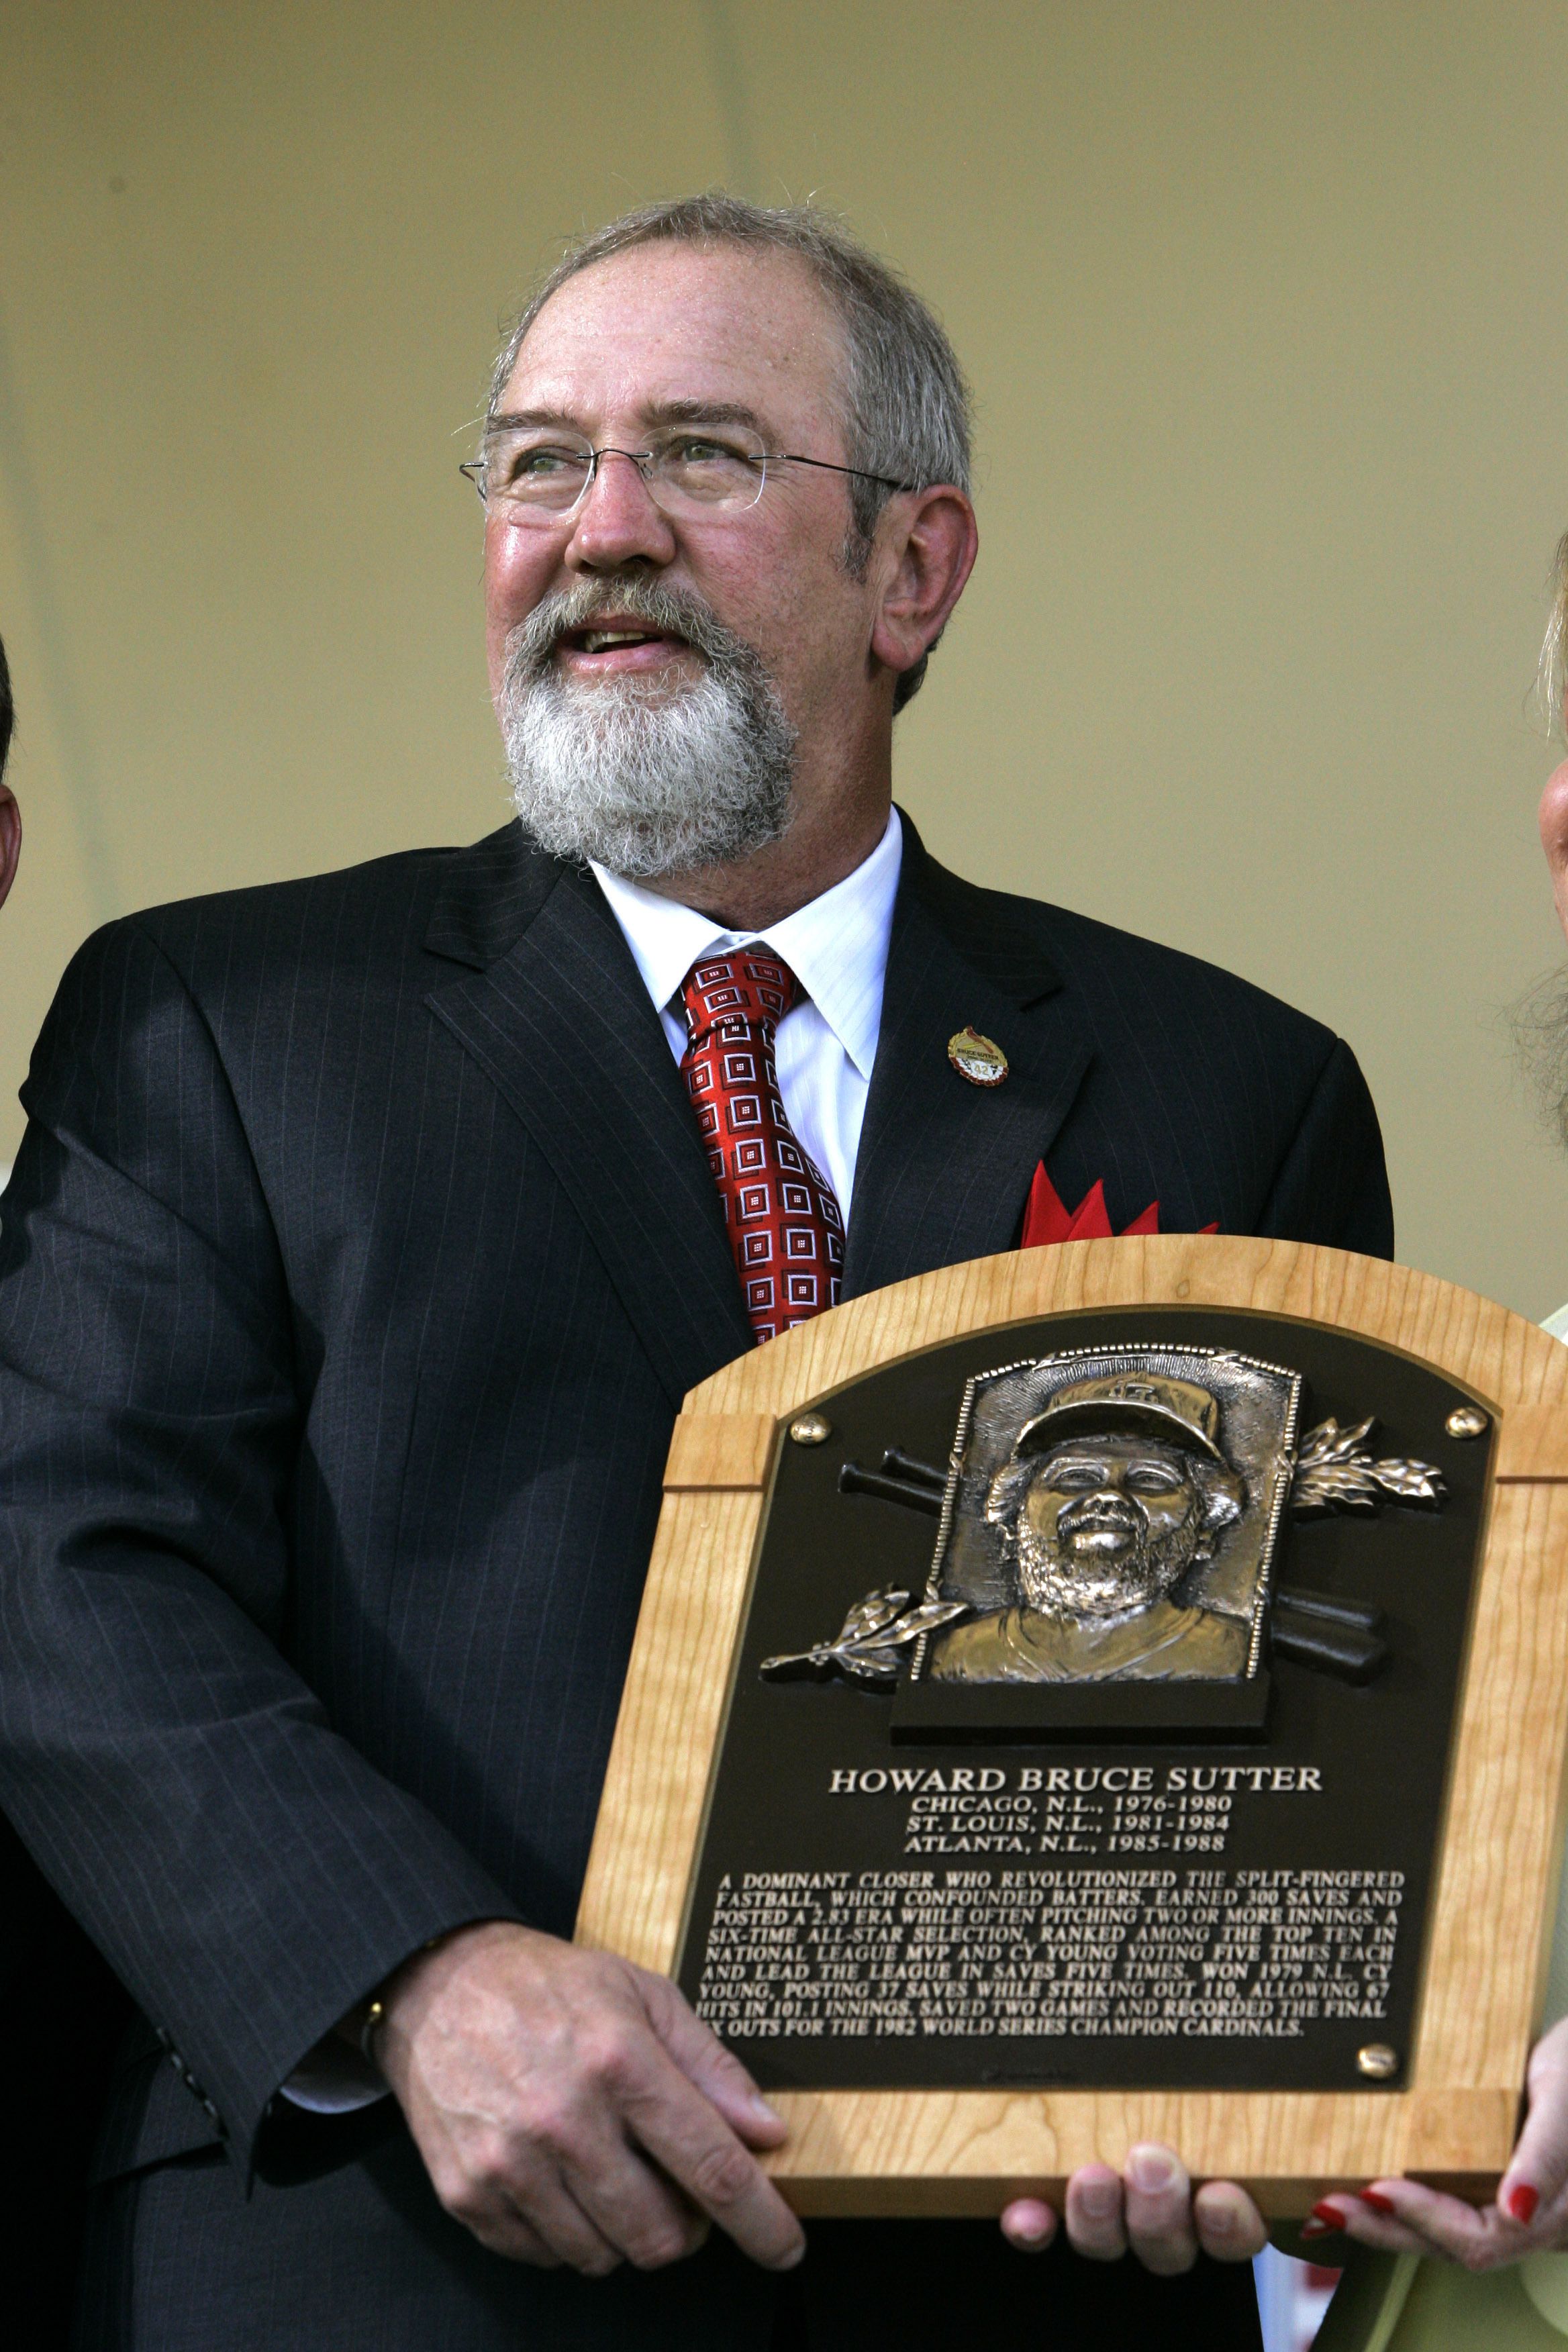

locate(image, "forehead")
[[499, 240, 846, 439]]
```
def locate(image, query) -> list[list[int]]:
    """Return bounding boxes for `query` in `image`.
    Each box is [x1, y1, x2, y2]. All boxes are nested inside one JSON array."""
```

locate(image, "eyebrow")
[[485, 398, 772, 439]]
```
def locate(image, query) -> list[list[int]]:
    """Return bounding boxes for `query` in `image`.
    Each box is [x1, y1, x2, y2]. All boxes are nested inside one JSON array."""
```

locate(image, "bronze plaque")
[[673, 1309, 1485, 2096]]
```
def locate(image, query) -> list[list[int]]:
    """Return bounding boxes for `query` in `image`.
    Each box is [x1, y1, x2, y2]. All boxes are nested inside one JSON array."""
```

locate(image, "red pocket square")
[[1021, 1163, 1218, 1247]]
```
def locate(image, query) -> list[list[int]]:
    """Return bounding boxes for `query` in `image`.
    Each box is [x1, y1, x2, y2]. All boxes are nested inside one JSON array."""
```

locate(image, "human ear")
[[869, 486, 978, 690], [0, 785, 19, 914]]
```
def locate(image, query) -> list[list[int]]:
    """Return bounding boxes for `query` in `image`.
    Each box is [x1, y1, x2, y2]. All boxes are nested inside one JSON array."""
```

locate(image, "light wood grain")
[[1497, 1402, 1568, 1480], [577, 1238, 1568, 2213], [1415, 1483, 1568, 2088], [762, 2086, 1516, 2216], [579, 1489, 763, 1974], [663, 1412, 775, 1490]]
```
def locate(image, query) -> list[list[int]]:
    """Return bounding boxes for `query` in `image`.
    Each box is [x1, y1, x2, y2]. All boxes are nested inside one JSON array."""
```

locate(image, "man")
[[0, 199, 1391, 2349], [931, 1375, 1250, 1683]]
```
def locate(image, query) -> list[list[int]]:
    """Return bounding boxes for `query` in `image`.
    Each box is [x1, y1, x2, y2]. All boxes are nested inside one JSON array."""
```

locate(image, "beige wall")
[[2, 1, 1565, 1311]]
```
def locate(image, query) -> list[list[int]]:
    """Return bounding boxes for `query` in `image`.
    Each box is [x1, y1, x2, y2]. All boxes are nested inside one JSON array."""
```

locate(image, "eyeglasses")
[[458, 424, 912, 522]]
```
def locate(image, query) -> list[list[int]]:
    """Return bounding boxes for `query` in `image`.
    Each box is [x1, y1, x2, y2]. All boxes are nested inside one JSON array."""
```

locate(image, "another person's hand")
[[1300, 2014, 1568, 2267], [377, 1920, 806, 2276], [998, 2146, 1267, 2269]]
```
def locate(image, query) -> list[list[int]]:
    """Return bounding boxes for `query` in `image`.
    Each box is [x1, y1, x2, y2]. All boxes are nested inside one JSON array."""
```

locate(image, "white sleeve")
[[279, 2034, 390, 2115]]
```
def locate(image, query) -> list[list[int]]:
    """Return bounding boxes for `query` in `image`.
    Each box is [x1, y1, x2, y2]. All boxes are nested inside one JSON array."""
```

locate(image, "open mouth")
[[1061, 1501, 1140, 1553], [558, 623, 693, 662], [1067, 1527, 1136, 1557]]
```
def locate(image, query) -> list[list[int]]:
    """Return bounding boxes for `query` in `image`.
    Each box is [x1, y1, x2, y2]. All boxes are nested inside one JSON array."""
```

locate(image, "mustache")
[[495, 569, 797, 881], [1059, 1491, 1143, 1532], [502, 576, 761, 694]]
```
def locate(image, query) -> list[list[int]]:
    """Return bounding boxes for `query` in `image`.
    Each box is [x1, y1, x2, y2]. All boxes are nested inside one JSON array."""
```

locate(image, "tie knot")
[[681, 950, 799, 1044]]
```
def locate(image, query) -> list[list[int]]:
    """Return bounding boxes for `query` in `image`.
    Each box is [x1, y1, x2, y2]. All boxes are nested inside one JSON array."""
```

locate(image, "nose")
[[565, 449, 678, 575], [1065, 1477, 1138, 1516]]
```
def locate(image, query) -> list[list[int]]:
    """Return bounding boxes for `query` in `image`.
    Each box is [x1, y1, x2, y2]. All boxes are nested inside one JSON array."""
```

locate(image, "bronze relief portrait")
[[761, 1341, 1447, 1699], [918, 1349, 1302, 1689]]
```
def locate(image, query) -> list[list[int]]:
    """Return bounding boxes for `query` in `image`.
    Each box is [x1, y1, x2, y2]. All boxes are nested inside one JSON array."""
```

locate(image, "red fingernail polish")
[[1309, 2201, 1346, 2231], [1508, 2184, 1540, 2224], [1358, 2190, 1398, 2216], [1299, 2219, 1329, 2240]]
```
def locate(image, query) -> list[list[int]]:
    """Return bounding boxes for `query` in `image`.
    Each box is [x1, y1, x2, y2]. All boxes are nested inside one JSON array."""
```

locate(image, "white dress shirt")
[[283, 810, 904, 2114], [591, 805, 903, 1220]]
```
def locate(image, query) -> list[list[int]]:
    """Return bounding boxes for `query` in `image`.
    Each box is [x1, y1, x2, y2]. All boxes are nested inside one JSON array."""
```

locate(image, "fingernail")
[[1357, 2190, 1398, 2216], [1508, 2184, 1540, 2225], [746, 2094, 783, 2127], [1079, 2179, 1120, 2220], [1127, 2146, 1177, 2194], [1299, 2219, 1330, 2240], [1308, 2200, 1347, 2233], [1012, 2212, 1052, 2245]]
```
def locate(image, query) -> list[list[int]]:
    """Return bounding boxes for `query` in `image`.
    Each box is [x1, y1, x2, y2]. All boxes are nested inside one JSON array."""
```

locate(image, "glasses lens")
[[646, 430, 766, 512], [482, 433, 594, 513]]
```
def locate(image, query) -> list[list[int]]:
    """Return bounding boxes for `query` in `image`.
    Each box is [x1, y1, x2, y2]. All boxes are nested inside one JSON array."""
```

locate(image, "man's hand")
[[376, 1920, 806, 2277], [1299, 2014, 1568, 2267], [997, 2147, 1267, 2269]]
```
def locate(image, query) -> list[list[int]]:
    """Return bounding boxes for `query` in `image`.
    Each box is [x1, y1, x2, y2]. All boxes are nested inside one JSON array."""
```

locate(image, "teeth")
[[583, 630, 650, 653]]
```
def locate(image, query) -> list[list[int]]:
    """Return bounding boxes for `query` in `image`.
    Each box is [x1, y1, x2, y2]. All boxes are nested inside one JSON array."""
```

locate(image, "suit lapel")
[[842, 840, 1092, 1300], [424, 848, 752, 1405], [420, 818, 1092, 1373]]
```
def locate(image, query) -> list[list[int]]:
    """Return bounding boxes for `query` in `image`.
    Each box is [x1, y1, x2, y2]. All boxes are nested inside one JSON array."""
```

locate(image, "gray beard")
[[499, 578, 797, 881], [1015, 1515, 1200, 1623], [1510, 966, 1568, 1150]]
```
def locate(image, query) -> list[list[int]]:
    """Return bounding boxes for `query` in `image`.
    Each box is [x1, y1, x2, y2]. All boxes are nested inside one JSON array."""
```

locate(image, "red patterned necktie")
[[679, 951, 844, 1345]]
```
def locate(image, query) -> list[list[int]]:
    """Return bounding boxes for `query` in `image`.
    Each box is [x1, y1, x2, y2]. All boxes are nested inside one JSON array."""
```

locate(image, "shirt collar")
[[591, 806, 902, 1079]]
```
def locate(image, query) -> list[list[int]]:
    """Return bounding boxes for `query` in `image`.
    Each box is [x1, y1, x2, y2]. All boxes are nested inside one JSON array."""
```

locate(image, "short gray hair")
[[486, 193, 973, 712], [1539, 530, 1568, 742]]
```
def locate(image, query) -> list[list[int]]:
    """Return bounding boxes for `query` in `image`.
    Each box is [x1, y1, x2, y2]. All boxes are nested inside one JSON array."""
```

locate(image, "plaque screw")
[[1356, 2043, 1399, 2079], [1445, 1405, 1489, 1440], [789, 1412, 832, 1446]]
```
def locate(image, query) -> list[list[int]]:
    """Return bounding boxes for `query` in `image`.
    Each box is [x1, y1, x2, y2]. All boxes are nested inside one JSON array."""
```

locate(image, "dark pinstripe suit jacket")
[[0, 814, 1389, 2335]]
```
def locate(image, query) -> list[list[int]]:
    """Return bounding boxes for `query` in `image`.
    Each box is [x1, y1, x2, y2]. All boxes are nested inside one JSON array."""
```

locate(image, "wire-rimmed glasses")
[[458, 424, 912, 523]]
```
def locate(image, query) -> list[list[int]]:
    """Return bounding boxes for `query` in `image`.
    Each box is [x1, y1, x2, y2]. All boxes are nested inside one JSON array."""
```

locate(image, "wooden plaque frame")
[[576, 1237, 1568, 2216]]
